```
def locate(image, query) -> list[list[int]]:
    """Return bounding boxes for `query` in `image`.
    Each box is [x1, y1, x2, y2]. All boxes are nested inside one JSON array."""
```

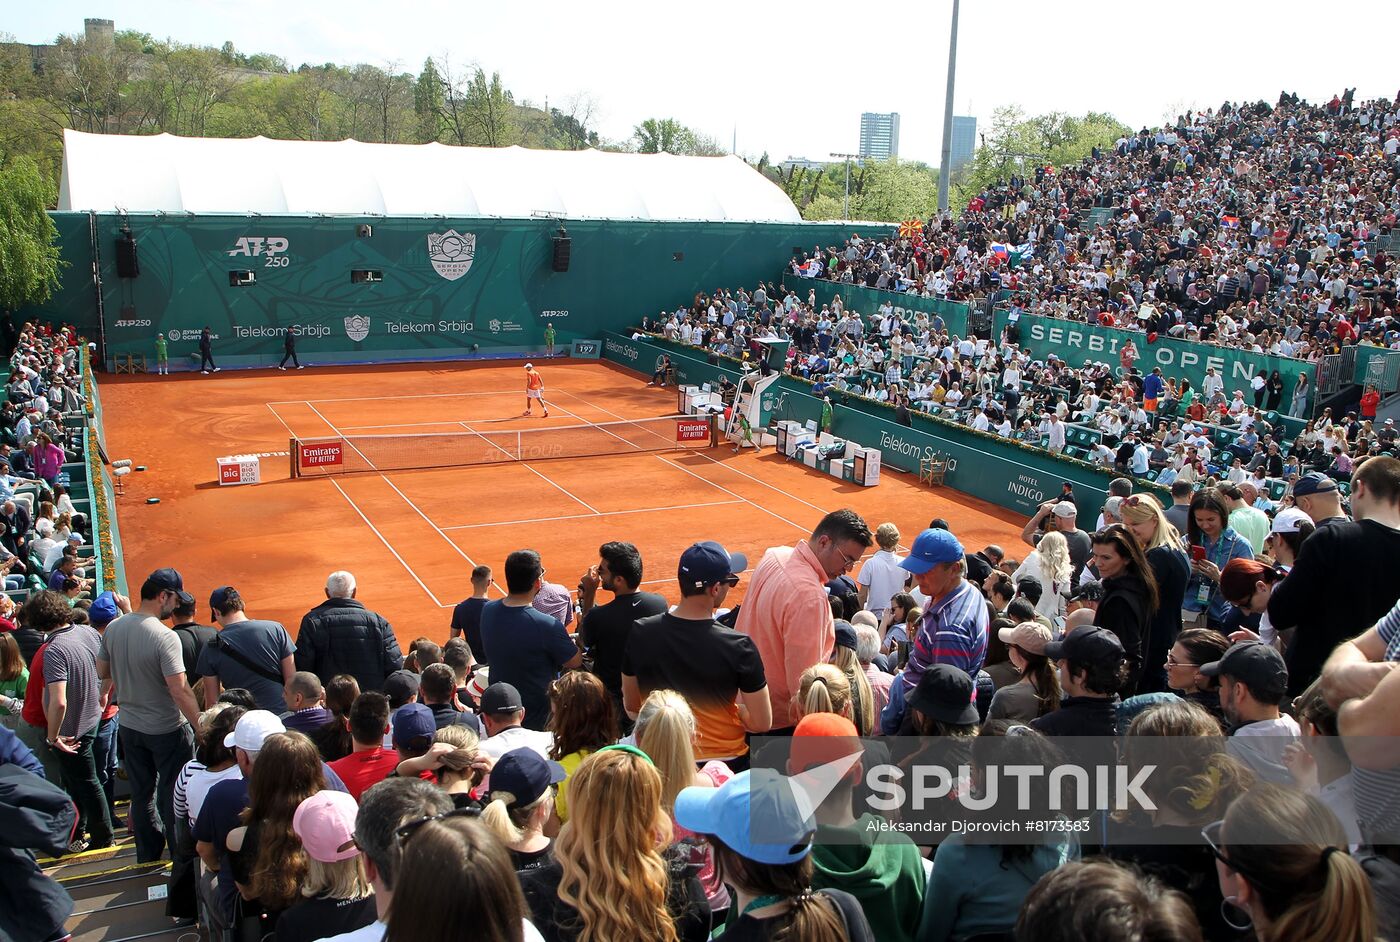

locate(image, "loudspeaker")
[[356, 224, 373, 238], [672, 252, 684, 262], [116, 230, 139, 278], [229, 270, 256, 287], [551, 225, 570, 273]]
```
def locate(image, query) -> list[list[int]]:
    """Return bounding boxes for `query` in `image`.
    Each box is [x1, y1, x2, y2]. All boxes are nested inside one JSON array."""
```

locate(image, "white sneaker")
[[278, 366, 286, 371], [201, 370, 209, 375], [213, 367, 221, 372], [297, 365, 305, 370]]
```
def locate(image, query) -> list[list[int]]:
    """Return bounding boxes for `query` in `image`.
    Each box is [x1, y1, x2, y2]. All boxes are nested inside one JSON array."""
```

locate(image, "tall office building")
[[950, 116, 977, 171], [859, 112, 900, 160]]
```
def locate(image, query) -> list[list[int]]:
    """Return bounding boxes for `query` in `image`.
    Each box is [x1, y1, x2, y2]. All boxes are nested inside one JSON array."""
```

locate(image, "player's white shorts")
[[527, 389, 542, 399]]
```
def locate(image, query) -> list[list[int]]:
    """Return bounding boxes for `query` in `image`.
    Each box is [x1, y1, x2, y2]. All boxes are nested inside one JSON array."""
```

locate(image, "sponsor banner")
[[571, 339, 602, 359], [996, 311, 1312, 405], [675, 418, 710, 442], [298, 440, 344, 469]]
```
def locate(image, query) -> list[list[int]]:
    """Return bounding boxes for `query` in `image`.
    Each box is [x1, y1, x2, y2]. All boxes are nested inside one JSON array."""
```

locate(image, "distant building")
[[5, 17, 113, 73], [951, 116, 977, 171], [779, 157, 826, 172], [859, 112, 900, 160]]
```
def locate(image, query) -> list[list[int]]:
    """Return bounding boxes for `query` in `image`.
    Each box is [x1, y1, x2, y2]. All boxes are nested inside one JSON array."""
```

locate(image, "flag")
[[989, 243, 1010, 259], [1220, 215, 1239, 230], [898, 219, 924, 239]]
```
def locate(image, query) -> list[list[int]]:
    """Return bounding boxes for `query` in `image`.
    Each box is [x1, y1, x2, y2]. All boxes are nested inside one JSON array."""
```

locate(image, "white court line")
[[376, 474, 506, 598], [655, 454, 812, 535], [518, 462, 601, 514], [267, 389, 557, 406], [328, 478, 444, 607], [340, 419, 488, 431], [265, 402, 296, 437], [440, 499, 743, 531]]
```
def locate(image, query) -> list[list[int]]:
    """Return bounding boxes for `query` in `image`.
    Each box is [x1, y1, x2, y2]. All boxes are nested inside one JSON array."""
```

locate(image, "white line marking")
[[268, 389, 554, 406], [328, 478, 444, 607], [377, 474, 507, 598], [265, 402, 296, 437], [519, 462, 600, 514], [439, 499, 743, 530], [655, 454, 811, 534]]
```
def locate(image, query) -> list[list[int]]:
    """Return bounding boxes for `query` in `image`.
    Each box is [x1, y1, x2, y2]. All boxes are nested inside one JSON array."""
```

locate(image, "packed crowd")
[[797, 91, 1400, 359], [7, 469, 1400, 942]]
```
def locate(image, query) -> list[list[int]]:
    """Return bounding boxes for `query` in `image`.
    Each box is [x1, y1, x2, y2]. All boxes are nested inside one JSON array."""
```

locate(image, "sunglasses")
[[1201, 820, 1284, 893], [393, 807, 480, 845]]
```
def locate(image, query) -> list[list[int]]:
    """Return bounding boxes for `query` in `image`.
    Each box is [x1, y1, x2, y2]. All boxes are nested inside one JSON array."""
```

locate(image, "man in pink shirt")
[[735, 509, 872, 733]]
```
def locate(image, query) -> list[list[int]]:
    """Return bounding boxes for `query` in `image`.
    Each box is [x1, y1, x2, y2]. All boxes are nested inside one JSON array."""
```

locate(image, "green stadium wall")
[[602, 330, 1166, 522], [29, 212, 857, 370]]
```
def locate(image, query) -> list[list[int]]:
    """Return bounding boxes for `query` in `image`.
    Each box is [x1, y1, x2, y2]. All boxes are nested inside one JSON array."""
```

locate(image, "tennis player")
[[523, 362, 550, 417]]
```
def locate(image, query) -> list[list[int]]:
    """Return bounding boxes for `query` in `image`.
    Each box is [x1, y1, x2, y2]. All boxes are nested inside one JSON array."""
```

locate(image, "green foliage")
[[952, 106, 1130, 209], [0, 157, 63, 311], [785, 158, 939, 223], [632, 117, 725, 156]]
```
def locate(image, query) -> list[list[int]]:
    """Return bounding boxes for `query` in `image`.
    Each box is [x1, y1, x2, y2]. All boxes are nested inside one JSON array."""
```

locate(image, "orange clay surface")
[[97, 360, 1026, 650]]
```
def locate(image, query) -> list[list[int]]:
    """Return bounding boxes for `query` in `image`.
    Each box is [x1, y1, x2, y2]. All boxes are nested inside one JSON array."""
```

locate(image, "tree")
[[413, 58, 445, 143], [463, 69, 518, 147], [632, 117, 725, 156], [0, 157, 63, 311]]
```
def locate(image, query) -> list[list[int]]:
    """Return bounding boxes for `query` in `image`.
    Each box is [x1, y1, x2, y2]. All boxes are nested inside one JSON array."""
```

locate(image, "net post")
[[708, 413, 719, 449], [289, 438, 299, 479]]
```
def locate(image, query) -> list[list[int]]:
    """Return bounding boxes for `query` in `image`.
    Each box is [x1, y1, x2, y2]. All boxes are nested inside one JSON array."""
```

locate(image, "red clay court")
[[98, 360, 1025, 648]]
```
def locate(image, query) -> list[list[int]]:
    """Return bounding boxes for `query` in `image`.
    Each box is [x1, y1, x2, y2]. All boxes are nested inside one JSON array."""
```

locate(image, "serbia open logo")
[[428, 230, 476, 281], [344, 315, 371, 342]]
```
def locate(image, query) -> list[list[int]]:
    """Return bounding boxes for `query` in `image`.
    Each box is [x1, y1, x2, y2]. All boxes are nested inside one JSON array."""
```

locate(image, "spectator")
[[1201, 641, 1299, 784], [1017, 860, 1203, 942], [197, 586, 297, 713], [855, 522, 908, 618], [1031, 625, 1127, 738], [1290, 472, 1348, 528], [546, 670, 616, 822], [1020, 501, 1092, 585], [737, 510, 872, 734], [1011, 530, 1071, 624], [522, 747, 709, 942], [1165, 628, 1231, 723], [987, 622, 1060, 722], [386, 812, 540, 942], [1120, 493, 1192, 693], [1219, 483, 1270, 554], [1289, 684, 1362, 847], [282, 671, 331, 733], [169, 590, 217, 690], [1209, 783, 1376, 942], [531, 575, 575, 629], [278, 791, 377, 942], [418, 662, 482, 735], [294, 571, 402, 693], [32, 589, 112, 852], [0, 631, 27, 724], [449, 565, 493, 662], [575, 541, 668, 720], [310, 674, 360, 762], [477, 682, 554, 761], [0, 722, 78, 942], [853, 624, 895, 716], [1183, 488, 1255, 631], [676, 767, 877, 941], [479, 747, 562, 873], [480, 550, 582, 732], [894, 528, 988, 704], [1090, 525, 1159, 696], [327, 692, 399, 801], [1271, 457, 1400, 695], [829, 623, 876, 735], [98, 567, 201, 863], [624, 541, 770, 765]]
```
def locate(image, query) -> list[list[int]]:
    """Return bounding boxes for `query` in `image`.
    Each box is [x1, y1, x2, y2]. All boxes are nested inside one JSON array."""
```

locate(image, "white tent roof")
[[57, 130, 801, 222]]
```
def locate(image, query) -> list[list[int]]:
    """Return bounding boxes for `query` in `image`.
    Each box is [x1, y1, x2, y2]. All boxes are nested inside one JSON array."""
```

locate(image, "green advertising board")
[[777, 274, 972, 337], [995, 310, 1314, 404]]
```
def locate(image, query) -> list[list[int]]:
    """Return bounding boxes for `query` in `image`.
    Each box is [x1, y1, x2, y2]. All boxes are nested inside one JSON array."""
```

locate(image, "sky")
[[10, 1, 1400, 165]]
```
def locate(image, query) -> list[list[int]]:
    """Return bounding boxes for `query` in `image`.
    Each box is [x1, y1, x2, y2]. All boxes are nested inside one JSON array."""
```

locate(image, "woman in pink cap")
[[280, 790, 377, 942]]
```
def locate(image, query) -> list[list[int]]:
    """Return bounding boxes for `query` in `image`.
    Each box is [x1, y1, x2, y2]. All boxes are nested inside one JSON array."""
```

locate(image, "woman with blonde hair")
[[1210, 782, 1376, 942], [1120, 492, 1191, 693], [278, 791, 376, 942], [521, 747, 709, 942], [1012, 530, 1070, 624], [795, 663, 855, 726], [479, 747, 561, 874], [635, 690, 733, 917], [829, 626, 875, 735], [228, 732, 325, 917]]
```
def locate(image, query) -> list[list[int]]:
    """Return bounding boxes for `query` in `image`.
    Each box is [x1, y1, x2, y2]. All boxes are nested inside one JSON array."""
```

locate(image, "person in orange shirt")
[[523, 363, 550, 418], [734, 509, 873, 734]]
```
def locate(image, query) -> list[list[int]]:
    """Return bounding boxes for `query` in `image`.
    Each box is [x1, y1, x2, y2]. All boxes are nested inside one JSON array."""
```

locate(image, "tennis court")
[[98, 360, 1026, 648]]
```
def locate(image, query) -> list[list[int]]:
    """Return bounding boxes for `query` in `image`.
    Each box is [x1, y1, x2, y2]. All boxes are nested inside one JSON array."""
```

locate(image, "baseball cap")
[[899, 528, 964, 575], [1044, 624, 1125, 666], [524, 363, 534, 369], [293, 791, 361, 863], [88, 591, 120, 627], [675, 769, 816, 865], [391, 702, 436, 749], [382, 670, 420, 707], [146, 568, 183, 593], [1052, 501, 1078, 518], [224, 710, 285, 752], [66, 533, 82, 544], [1270, 507, 1311, 534], [174, 590, 196, 609], [789, 713, 862, 777], [998, 621, 1053, 656], [209, 586, 238, 610], [487, 748, 566, 809], [678, 541, 747, 590], [907, 664, 979, 725], [479, 682, 524, 714], [1200, 641, 1289, 701], [1291, 472, 1338, 497], [833, 621, 858, 652]]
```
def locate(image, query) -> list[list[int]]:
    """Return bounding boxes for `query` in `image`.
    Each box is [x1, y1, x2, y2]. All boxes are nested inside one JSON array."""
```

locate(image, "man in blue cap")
[[896, 528, 988, 697]]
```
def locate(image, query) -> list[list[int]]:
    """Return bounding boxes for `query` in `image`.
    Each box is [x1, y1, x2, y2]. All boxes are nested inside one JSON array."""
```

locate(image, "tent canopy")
[[57, 130, 801, 223]]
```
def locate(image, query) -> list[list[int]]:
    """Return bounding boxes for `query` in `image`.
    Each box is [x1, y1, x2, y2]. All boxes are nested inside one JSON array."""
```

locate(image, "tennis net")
[[290, 414, 715, 477]]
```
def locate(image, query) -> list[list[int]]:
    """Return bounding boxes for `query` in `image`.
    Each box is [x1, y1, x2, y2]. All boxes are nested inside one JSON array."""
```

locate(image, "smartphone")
[[1191, 545, 1207, 562]]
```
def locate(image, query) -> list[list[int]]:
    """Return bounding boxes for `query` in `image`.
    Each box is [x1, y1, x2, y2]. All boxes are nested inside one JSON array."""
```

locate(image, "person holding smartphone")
[[1182, 488, 1254, 631]]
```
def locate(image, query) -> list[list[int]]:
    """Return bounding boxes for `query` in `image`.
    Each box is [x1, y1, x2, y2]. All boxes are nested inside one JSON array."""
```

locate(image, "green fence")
[[775, 273, 972, 337], [995, 310, 1315, 404], [1356, 347, 1400, 393], [602, 330, 1162, 522]]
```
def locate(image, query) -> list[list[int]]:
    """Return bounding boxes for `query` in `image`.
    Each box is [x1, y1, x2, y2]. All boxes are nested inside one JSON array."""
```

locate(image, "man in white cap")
[[522, 363, 550, 417], [1020, 499, 1092, 584]]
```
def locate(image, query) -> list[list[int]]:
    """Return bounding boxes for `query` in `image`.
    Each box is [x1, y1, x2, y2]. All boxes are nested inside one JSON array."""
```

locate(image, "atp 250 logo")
[[228, 236, 291, 268]]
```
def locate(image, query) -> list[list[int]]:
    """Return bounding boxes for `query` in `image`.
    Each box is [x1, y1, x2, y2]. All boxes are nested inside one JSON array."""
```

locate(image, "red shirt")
[[1361, 390, 1381, 418], [328, 747, 402, 801], [22, 643, 48, 728]]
